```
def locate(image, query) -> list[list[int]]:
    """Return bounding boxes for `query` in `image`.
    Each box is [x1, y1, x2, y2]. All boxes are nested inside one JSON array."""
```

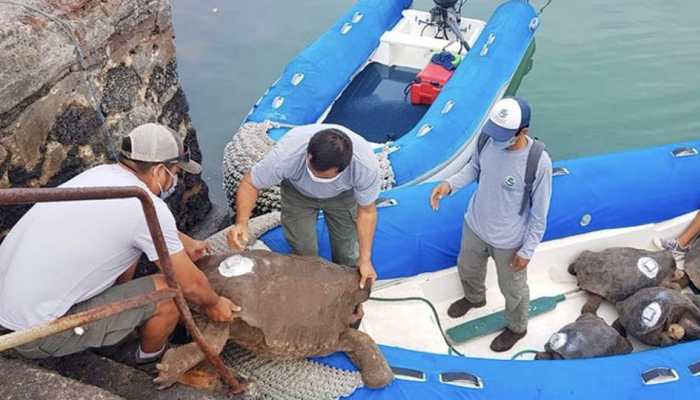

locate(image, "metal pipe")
[[0, 187, 245, 393], [0, 289, 177, 352]]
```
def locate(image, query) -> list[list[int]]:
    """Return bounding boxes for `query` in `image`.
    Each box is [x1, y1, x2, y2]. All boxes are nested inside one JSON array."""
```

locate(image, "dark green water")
[[172, 0, 700, 207]]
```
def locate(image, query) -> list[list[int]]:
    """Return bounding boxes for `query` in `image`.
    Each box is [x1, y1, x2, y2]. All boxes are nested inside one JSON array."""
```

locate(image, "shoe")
[[109, 340, 166, 374], [490, 328, 527, 352], [447, 297, 486, 318], [652, 237, 688, 264]]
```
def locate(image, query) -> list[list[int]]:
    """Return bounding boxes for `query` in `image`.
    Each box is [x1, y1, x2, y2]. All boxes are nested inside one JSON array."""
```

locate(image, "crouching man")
[[0, 124, 238, 366]]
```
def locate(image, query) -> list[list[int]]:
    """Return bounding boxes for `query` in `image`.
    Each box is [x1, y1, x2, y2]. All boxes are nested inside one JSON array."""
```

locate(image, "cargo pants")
[[280, 180, 359, 266], [457, 222, 530, 333]]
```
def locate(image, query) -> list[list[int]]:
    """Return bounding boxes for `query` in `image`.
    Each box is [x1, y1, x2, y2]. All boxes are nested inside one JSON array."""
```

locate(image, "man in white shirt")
[[0, 123, 237, 366]]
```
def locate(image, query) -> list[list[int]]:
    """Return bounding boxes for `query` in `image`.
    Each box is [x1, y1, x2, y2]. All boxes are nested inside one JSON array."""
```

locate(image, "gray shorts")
[[14, 276, 157, 359]]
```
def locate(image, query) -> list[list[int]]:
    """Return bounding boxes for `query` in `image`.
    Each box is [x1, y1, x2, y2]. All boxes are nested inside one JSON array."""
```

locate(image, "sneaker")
[[110, 341, 166, 374], [490, 328, 527, 352], [447, 297, 486, 318], [653, 237, 688, 263]]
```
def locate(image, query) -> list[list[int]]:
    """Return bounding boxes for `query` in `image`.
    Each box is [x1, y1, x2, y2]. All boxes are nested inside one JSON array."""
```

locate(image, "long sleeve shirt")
[[446, 137, 553, 259]]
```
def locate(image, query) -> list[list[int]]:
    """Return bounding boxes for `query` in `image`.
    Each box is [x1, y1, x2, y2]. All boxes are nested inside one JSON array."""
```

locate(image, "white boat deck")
[[359, 211, 697, 359]]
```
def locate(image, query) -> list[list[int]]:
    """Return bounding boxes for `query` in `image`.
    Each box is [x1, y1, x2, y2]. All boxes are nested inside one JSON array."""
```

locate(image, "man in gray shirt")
[[430, 97, 553, 352], [228, 124, 381, 289]]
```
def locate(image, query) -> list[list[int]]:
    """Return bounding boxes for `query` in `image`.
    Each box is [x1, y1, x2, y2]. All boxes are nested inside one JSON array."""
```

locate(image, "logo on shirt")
[[504, 176, 516, 187]]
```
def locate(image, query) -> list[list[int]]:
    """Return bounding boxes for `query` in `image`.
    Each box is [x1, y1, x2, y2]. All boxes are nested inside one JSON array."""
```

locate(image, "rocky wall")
[[0, 0, 211, 240]]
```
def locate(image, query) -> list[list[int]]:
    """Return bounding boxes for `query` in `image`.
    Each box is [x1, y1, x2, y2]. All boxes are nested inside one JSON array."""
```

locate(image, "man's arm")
[[445, 152, 481, 193], [356, 203, 378, 289], [516, 156, 553, 261], [431, 152, 481, 210], [155, 251, 239, 320], [178, 231, 210, 262], [227, 173, 260, 250]]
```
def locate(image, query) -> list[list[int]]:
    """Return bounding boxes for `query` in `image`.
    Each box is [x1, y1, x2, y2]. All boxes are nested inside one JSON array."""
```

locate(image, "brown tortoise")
[[154, 250, 394, 389], [568, 247, 686, 315]]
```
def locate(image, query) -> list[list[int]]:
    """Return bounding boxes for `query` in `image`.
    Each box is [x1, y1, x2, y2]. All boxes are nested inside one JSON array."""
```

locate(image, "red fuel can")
[[409, 63, 455, 106]]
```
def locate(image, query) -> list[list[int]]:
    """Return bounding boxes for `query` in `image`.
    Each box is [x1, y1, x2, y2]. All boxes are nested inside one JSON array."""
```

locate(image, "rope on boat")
[[368, 296, 465, 357], [510, 349, 540, 360], [534, 0, 553, 16], [0, 0, 117, 160]]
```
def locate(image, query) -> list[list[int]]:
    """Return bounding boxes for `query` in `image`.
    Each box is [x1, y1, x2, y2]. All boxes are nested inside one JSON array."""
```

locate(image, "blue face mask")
[[493, 137, 517, 151], [156, 166, 178, 200]]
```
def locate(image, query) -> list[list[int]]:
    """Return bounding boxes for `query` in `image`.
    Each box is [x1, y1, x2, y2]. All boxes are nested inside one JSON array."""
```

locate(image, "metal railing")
[[0, 186, 245, 394]]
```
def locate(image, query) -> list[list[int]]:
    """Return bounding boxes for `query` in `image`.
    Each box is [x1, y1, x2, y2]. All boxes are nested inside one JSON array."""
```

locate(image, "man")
[[430, 97, 553, 352], [0, 123, 238, 365], [227, 124, 381, 289]]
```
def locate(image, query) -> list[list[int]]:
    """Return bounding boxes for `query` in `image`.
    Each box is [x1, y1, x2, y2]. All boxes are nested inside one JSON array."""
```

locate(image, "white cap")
[[481, 97, 531, 142], [120, 123, 201, 174]]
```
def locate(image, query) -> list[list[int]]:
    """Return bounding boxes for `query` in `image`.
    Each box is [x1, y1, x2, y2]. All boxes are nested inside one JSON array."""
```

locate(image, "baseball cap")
[[481, 97, 531, 142], [120, 123, 202, 174]]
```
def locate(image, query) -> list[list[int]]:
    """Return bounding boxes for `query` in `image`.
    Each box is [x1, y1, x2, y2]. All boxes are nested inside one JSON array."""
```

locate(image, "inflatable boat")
[[261, 141, 700, 398], [244, 0, 539, 187]]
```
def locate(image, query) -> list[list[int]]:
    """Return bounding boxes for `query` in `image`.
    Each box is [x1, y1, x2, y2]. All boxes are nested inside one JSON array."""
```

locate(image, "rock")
[[0, 0, 211, 241], [25, 351, 234, 400], [0, 356, 123, 400]]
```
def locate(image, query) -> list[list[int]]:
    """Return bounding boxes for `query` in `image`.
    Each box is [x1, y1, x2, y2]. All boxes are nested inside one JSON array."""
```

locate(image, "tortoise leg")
[[581, 294, 604, 315], [534, 351, 553, 360], [154, 319, 231, 390], [339, 329, 393, 389], [615, 335, 633, 355], [612, 319, 627, 337], [680, 316, 700, 340]]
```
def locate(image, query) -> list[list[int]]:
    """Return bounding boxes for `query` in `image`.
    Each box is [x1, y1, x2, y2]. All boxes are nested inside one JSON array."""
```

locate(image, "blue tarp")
[[263, 140, 700, 279]]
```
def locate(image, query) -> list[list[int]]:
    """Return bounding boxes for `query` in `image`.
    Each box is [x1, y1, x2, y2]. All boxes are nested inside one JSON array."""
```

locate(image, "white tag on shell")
[[637, 257, 660, 279], [218, 255, 255, 278], [548, 332, 568, 350], [641, 302, 662, 329]]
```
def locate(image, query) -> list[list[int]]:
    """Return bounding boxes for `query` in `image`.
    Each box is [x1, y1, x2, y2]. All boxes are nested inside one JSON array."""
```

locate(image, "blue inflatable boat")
[[261, 141, 700, 398], [245, 0, 539, 187]]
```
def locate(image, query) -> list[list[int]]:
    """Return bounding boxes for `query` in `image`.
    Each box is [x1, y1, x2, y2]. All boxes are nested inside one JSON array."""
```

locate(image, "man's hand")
[[358, 259, 377, 289], [204, 296, 241, 322], [227, 224, 250, 251], [430, 181, 452, 211], [186, 240, 210, 262], [511, 254, 530, 271]]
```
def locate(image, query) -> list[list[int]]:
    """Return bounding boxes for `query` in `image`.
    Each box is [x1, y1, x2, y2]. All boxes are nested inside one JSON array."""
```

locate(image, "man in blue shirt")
[[430, 97, 553, 352]]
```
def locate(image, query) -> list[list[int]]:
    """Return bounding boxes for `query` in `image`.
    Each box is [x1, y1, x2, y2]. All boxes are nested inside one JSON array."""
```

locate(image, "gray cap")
[[120, 123, 201, 174]]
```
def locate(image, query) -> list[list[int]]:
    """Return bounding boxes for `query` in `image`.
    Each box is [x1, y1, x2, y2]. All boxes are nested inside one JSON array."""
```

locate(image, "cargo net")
[[223, 121, 396, 216], [204, 216, 364, 400], [222, 344, 363, 400]]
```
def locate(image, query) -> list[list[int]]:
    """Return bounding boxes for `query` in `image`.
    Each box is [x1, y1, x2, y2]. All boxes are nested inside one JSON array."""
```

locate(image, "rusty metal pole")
[[0, 289, 177, 352], [0, 187, 245, 393]]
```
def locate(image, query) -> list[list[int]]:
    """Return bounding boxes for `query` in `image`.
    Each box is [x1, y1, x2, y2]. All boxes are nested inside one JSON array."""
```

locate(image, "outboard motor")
[[430, 0, 470, 51]]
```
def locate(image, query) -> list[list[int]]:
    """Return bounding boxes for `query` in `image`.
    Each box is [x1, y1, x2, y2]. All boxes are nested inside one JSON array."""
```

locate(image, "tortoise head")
[[667, 323, 685, 341]]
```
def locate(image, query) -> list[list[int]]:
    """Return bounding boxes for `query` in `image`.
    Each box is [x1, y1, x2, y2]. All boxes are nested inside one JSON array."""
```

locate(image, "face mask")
[[156, 166, 178, 199], [493, 136, 517, 151], [306, 160, 342, 183]]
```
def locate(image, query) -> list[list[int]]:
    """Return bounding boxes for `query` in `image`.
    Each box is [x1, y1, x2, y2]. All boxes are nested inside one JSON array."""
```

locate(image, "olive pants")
[[457, 222, 530, 333], [280, 180, 359, 266], [12, 276, 156, 359]]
